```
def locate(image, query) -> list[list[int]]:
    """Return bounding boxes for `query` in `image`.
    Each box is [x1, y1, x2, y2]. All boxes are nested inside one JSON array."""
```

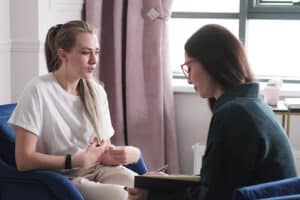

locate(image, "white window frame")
[[171, 0, 300, 83], [248, 0, 300, 19]]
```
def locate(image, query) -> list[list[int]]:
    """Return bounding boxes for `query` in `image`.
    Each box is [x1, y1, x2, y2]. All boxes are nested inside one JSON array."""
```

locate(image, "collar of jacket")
[[212, 82, 260, 113]]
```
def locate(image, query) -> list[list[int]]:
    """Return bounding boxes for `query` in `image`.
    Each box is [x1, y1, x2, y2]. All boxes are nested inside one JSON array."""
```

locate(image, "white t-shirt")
[[8, 73, 114, 155]]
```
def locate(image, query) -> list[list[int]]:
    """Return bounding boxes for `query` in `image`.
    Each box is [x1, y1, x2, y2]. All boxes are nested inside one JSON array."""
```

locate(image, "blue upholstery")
[[0, 103, 148, 199], [125, 154, 148, 175], [258, 194, 300, 200], [232, 177, 300, 200], [0, 103, 16, 166]]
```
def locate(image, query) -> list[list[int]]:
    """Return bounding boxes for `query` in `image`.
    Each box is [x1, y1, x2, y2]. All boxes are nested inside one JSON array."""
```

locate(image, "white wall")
[[0, 0, 83, 104], [174, 91, 211, 174], [10, 0, 39, 102], [0, 0, 10, 104]]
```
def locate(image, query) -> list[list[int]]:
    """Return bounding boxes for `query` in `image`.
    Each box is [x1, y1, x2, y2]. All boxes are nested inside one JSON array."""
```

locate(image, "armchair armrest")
[[0, 155, 148, 199], [125, 155, 148, 175], [0, 159, 84, 200], [258, 194, 300, 200], [233, 177, 300, 200]]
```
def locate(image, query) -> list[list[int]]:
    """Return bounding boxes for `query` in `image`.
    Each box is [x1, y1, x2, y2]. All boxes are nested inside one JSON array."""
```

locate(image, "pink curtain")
[[86, 0, 179, 173]]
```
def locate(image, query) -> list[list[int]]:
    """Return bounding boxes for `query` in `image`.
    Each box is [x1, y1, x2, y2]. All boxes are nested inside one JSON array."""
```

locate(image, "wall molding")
[[49, 0, 83, 11], [10, 40, 43, 53], [0, 41, 10, 52]]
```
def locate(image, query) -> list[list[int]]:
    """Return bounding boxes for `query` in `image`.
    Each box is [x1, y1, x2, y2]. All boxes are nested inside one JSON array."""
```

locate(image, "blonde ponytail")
[[78, 79, 103, 140]]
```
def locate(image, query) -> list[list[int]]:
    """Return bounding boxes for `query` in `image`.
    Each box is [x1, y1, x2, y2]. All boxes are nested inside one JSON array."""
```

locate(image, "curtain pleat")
[[86, 0, 179, 173]]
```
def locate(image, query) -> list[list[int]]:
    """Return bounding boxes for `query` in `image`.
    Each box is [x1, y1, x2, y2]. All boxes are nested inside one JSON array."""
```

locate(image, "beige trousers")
[[64, 165, 137, 200]]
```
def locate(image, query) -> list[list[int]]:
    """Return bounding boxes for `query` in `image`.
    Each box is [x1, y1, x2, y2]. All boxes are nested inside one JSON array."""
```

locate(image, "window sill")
[[172, 79, 195, 94], [172, 79, 300, 97]]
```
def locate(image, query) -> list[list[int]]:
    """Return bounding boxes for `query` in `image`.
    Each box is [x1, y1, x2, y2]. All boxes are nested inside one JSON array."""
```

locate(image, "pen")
[[153, 164, 168, 173]]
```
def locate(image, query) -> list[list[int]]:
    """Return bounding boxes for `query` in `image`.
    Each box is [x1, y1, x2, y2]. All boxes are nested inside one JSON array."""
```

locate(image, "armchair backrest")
[[0, 103, 17, 166]]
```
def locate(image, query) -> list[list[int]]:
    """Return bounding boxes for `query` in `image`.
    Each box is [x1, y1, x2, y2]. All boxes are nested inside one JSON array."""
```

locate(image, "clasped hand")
[[83, 136, 141, 167], [101, 145, 141, 166]]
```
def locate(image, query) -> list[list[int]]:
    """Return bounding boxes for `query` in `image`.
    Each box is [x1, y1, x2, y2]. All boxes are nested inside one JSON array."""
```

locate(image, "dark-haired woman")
[[127, 24, 297, 200]]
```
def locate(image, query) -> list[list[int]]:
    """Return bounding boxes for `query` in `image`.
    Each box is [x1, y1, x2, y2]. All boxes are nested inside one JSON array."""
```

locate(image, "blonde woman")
[[9, 20, 141, 200]]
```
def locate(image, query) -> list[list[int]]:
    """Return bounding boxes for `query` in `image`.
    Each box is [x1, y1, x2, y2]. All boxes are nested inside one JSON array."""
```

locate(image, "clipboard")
[[134, 174, 200, 191]]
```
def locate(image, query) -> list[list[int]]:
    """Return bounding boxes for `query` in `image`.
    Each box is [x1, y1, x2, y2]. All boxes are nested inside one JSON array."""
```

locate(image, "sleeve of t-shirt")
[[97, 84, 115, 140], [8, 78, 43, 136]]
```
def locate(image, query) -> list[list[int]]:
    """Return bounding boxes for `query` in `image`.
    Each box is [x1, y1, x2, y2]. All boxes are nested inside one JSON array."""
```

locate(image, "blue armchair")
[[0, 103, 148, 200], [232, 177, 300, 200]]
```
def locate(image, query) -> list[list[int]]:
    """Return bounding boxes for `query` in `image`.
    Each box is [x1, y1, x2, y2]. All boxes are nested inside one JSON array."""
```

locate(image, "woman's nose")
[[187, 76, 193, 84], [89, 52, 97, 64]]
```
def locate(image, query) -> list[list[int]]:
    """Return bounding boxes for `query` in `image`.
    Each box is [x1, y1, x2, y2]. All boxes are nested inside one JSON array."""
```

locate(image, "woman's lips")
[[87, 67, 95, 73]]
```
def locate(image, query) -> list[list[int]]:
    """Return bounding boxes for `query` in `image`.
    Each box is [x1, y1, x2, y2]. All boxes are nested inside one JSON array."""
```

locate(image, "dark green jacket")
[[148, 83, 297, 200]]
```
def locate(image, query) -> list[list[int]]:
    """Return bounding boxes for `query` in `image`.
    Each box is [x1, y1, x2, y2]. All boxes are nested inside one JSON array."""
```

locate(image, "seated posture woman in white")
[[9, 20, 141, 200]]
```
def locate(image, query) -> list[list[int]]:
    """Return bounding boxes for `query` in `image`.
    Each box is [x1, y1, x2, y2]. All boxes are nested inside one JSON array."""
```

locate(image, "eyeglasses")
[[180, 59, 196, 78]]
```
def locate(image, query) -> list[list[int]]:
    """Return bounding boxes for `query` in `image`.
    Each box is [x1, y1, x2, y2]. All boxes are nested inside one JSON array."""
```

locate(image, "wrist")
[[72, 153, 85, 168], [65, 154, 72, 169], [130, 146, 141, 163]]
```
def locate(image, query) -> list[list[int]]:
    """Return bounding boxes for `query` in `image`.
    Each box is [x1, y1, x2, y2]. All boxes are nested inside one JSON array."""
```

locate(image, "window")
[[171, 0, 239, 13], [169, 19, 239, 77], [247, 20, 300, 79], [170, 0, 300, 81], [256, 0, 300, 6]]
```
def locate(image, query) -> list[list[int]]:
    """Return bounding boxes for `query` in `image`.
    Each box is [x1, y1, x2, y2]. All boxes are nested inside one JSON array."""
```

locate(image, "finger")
[[110, 154, 127, 163], [125, 187, 137, 195], [88, 141, 98, 149], [110, 150, 125, 157], [126, 187, 147, 200], [89, 136, 98, 144], [106, 146, 115, 151], [110, 148, 126, 156]]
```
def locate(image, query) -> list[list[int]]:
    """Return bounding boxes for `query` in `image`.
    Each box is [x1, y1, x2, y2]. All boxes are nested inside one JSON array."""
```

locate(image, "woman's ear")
[[57, 48, 67, 62]]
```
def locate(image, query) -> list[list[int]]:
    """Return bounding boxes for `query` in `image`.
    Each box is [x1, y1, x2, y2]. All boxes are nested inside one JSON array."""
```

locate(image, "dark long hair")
[[184, 24, 254, 110]]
